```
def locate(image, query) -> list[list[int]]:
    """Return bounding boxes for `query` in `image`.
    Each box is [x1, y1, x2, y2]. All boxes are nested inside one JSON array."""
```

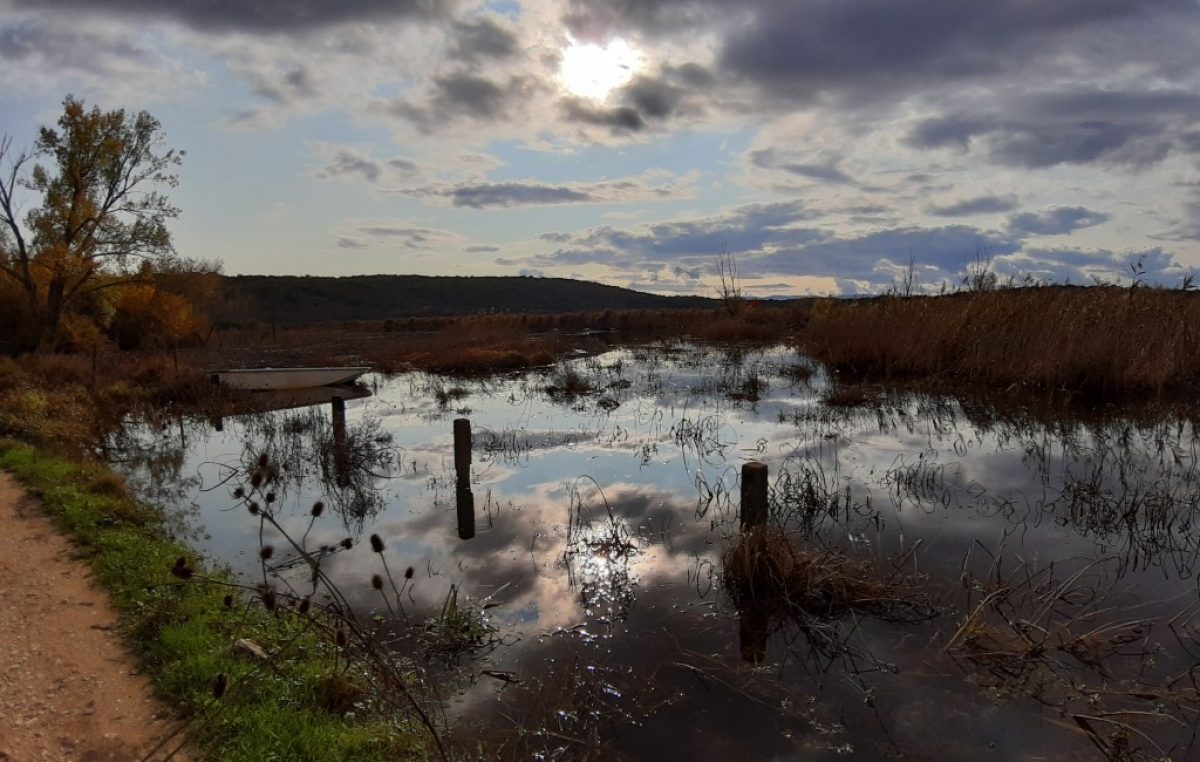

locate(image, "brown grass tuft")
[[721, 526, 899, 618]]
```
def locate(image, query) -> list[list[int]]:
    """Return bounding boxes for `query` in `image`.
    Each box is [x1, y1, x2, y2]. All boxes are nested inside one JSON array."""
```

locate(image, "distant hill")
[[216, 274, 721, 325]]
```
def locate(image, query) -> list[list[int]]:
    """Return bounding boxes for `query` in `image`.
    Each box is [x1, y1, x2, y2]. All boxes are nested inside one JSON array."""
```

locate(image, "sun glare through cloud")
[[559, 37, 642, 100]]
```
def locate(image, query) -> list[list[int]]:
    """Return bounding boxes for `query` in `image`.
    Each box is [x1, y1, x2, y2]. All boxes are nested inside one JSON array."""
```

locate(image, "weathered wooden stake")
[[453, 418, 472, 489], [740, 461, 769, 530]]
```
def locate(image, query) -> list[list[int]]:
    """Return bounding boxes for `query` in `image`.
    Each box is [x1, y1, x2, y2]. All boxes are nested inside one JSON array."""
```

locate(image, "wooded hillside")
[[216, 274, 721, 324]]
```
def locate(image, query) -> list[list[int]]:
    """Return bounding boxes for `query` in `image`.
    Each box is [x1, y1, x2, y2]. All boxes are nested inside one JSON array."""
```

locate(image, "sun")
[[559, 37, 642, 101]]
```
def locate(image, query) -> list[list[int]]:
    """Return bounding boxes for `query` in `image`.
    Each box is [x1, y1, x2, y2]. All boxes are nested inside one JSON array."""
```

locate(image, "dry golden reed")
[[807, 286, 1200, 394]]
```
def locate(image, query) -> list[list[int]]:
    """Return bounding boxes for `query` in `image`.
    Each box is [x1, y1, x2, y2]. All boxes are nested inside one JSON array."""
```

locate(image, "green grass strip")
[[0, 441, 429, 761]]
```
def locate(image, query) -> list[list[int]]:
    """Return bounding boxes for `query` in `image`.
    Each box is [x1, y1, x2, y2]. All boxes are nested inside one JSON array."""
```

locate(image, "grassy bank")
[[808, 285, 1200, 394], [0, 443, 430, 761]]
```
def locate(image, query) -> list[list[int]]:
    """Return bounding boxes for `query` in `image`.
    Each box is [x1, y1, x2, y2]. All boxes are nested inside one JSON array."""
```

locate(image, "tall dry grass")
[[807, 286, 1200, 394]]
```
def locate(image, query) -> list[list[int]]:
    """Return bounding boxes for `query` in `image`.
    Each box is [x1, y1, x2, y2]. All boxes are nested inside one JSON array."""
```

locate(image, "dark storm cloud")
[[568, 0, 1196, 97], [376, 73, 545, 133], [906, 88, 1200, 169], [560, 72, 705, 135], [317, 149, 383, 182], [463, 244, 500, 253], [446, 182, 595, 208], [448, 16, 517, 62], [432, 73, 508, 118], [561, 99, 645, 132], [1007, 207, 1110, 236], [0, 17, 153, 74], [624, 76, 686, 119], [314, 148, 418, 184], [751, 149, 857, 185], [927, 194, 1019, 217], [14, 0, 447, 33], [908, 115, 1180, 168]]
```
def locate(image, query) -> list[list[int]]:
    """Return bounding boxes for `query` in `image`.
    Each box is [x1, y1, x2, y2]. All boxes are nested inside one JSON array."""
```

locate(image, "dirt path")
[[0, 473, 187, 762]]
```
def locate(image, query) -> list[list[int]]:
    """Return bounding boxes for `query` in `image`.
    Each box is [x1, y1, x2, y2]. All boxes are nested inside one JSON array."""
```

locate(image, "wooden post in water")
[[332, 396, 349, 486], [453, 418, 475, 539], [740, 461, 769, 531]]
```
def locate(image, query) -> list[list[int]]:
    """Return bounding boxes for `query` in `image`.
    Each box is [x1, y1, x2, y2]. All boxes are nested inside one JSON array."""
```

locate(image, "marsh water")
[[110, 344, 1200, 760]]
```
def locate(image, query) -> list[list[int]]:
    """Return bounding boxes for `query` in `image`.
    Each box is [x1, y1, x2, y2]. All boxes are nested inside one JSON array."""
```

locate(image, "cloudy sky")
[[3, 0, 1199, 296]]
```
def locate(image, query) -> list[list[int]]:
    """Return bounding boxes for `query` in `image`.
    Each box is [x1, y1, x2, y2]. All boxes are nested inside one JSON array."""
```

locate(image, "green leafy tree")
[[0, 95, 183, 351]]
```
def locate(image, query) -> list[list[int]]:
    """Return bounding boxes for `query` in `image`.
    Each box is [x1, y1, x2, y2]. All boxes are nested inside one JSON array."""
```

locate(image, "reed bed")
[[807, 286, 1200, 394]]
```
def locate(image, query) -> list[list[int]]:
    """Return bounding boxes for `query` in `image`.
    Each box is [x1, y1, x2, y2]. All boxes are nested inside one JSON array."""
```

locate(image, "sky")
[[2, 0, 1200, 297]]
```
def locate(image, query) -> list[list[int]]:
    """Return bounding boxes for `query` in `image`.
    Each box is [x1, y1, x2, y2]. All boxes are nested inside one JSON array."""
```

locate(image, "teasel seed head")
[[404, 566, 414, 580], [212, 672, 228, 700], [370, 534, 384, 553], [311, 501, 325, 517], [259, 545, 274, 560], [340, 537, 353, 550], [223, 594, 234, 608]]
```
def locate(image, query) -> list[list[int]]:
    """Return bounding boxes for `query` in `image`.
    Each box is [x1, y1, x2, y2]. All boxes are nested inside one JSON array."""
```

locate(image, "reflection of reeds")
[[721, 526, 924, 621], [942, 546, 1200, 758]]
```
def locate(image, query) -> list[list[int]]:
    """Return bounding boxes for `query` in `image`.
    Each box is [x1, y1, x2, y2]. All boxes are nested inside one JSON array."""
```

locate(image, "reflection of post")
[[456, 487, 476, 540], [332, 395, 349, 487], [738, 605, 769, 664], [740, 461, 769, 530], [453, 418, 472, 489], [453, 418, 475, 539]]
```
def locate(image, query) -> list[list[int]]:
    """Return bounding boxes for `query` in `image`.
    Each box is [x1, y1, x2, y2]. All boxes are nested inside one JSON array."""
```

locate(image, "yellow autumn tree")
[[0, 96, 183, 352]]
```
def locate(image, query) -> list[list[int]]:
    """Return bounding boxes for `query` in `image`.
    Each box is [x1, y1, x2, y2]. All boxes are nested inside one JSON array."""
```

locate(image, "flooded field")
[[110, 343, 1200, 760]]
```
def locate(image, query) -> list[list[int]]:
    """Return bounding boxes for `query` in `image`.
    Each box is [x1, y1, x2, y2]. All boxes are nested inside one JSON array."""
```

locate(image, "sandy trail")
[[0, 472, 187, 761]]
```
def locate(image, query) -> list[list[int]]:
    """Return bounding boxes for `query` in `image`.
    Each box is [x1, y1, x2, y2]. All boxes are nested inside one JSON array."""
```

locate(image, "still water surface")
[[111, 344, 1200, 760]]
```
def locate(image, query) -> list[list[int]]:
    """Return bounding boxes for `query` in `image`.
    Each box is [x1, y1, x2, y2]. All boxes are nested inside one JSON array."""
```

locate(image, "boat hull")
[[210, 366, 370, 391]]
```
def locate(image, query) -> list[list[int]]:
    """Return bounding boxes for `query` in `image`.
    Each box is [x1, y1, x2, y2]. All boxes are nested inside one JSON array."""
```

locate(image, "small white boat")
[[210, 366, 370, 391]]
